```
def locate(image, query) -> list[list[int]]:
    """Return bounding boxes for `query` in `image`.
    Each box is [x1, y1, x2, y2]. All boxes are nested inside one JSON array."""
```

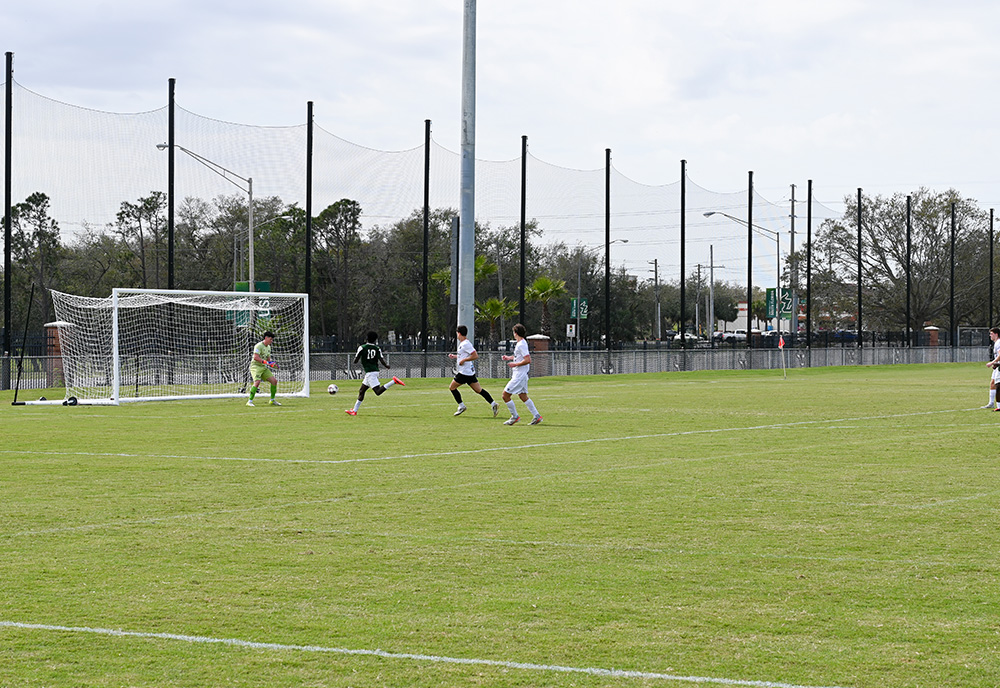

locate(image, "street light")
[[157, 143, 256, 291], [576, 239, 627, 349], [703, 211, 782, 333]]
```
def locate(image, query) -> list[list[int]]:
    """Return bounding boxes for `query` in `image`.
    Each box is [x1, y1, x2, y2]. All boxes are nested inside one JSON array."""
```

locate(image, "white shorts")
[[992, 366, 1000, 384], [504, 376, 529, 396], [362, 371, 383, 389]]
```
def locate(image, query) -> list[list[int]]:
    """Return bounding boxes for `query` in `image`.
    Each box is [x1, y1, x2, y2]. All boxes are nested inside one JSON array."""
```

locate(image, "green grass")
[[2, 363, 999, 687]]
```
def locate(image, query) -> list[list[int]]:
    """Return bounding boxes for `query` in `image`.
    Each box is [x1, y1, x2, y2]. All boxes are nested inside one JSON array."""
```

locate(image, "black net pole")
[[421, 119, 430, 355], [4, 52, 13, 388], [950, 202, 956, 348], [305, 101, 313, 299], [680, 159, 686, 343], [519, 135, 527, 324], [746, 171, 753, 354], [806, 179, 812, 349], [857, 188, 863, 352], [906, 196, 912, 347], [167, 78, 175, 289]]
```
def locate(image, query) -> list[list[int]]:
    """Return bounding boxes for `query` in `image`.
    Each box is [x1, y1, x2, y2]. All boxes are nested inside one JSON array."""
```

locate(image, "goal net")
[[48, 288, 310, 404]]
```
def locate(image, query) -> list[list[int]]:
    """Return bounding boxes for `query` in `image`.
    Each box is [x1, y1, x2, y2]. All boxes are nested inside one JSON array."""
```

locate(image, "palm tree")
[[526, 275, 569, 338], [475, 297, 519, 349], [430, 254, 498, 299]]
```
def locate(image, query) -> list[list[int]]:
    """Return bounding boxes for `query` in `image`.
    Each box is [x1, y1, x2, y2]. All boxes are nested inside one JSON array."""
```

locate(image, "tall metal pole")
[[857, 188, 862, 350], [305, 101, 314, 299], [605, 148, 612, 352], [421, 119, 431, 352], [950, 201, 956, 348], [457, 0, 477, 341], [789, 183, 796, 337], [247, 178, 255, 292], [167, 78, 175, 289], [991, 209, 995, 327], [746, 171, 753, 348], [680, 159, 686, 338], [906, 195, 912, 347], [806, 180, 812, 348], [649, 259, 660, 340], [577, 258, 582, 349], [4, 52, 13, 373], [709, 246, 715, 345], [519, 135, 527, 323]]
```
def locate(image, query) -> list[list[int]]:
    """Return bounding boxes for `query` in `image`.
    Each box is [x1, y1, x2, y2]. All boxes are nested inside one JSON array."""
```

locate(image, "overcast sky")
[[5, 0, 1000, 211]]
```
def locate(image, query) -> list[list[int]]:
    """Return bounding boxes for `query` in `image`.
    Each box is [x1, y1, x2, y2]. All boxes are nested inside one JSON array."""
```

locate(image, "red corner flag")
[[778, 335, 785, 349]]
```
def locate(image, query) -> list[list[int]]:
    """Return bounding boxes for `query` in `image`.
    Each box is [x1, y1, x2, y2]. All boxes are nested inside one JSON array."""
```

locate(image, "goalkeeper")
[[247, 331, 280, 406]]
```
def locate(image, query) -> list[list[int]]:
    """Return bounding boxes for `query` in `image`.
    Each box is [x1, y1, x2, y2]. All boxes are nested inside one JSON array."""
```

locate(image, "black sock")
[[478, 389, 494, 404], [452, 389, 463, 403]]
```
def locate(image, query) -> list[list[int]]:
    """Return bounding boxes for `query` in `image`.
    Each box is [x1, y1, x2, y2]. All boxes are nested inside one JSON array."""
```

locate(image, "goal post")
[[48, 288, 309, 404]]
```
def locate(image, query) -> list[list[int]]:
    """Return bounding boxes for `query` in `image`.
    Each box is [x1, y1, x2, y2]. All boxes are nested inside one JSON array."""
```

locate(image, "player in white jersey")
[[983, 327, 1000, 409], [448, 325, 500, 417], [500, 323, 542, 426]]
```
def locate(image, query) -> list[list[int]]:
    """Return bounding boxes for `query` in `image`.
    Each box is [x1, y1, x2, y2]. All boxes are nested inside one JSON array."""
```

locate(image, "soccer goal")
[[45, 288, 309, 405]]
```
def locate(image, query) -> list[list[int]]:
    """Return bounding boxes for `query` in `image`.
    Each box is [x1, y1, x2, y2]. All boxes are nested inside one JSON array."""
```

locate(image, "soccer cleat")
[[454, 404, 467, 416], [529, 415, 543, 425], [392, 376, 405, 386], [246, 400, 255, 407], [491, 401, 500, 418], [982, 404, 996, 409], [345, 409, 357, 416], [269, 399, 281, 406], [503, 415, 520, 426]]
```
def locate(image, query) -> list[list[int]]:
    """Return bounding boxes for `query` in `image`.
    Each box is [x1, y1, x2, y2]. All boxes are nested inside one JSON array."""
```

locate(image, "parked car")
[[722, 329, 747, 342]]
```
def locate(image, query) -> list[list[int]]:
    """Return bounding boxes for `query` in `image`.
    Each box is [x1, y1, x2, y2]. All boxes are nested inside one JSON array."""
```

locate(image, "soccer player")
[[448, 325, 500, 417], [345, 331, 404, 416], [500, 323, 542, 425], [247, 330, 280, 406], [984, 326, 1000, 409]]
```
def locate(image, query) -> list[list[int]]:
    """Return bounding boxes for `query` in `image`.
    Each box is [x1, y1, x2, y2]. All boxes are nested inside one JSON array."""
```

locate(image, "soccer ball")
[[327, 384, 339, 395]]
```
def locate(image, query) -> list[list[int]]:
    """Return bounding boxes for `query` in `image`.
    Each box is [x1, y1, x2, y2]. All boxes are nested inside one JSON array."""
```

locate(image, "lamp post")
[[157, 143, 255, 291], [576, 239, 627, 349], [703, 211, 782, 333]]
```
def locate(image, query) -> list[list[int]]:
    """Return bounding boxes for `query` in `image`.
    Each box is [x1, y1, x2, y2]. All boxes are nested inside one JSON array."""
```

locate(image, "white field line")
[[2, 408, 989, 540], [0, 408, 973, 467], [0, 621, 851, 688]]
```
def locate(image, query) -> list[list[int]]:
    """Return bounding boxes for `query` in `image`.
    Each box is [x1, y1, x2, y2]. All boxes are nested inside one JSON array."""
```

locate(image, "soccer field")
[[2, 364, 998, 687]]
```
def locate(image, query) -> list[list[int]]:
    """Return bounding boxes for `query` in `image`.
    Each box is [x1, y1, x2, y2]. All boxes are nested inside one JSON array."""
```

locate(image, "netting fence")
[[4, 72, 997, 390]]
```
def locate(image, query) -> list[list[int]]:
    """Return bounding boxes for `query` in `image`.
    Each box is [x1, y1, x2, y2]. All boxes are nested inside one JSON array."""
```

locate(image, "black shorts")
[[453, 373, 479, 385]]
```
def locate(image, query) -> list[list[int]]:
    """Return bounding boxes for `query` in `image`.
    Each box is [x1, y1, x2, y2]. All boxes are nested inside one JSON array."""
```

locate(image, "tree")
[[475, 297, 519, 349], [114, 191, 167, 289], [525, 275, 568, 338], [815, 188, 990, 331], [314, 199, 362, 343], [9, 192, 62, 329]]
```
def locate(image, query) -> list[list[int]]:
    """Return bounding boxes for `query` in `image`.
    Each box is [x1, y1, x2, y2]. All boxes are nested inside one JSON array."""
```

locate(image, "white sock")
[[525, 399, 539, 417], [385, 379, 396, 388], [506, 400, 517, 417], [353, 400, 362, 412], [991, 389, 997, 406]]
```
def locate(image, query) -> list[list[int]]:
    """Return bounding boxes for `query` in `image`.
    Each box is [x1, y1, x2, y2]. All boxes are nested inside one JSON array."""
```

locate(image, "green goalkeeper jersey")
[[250, 340, 272, 372]]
